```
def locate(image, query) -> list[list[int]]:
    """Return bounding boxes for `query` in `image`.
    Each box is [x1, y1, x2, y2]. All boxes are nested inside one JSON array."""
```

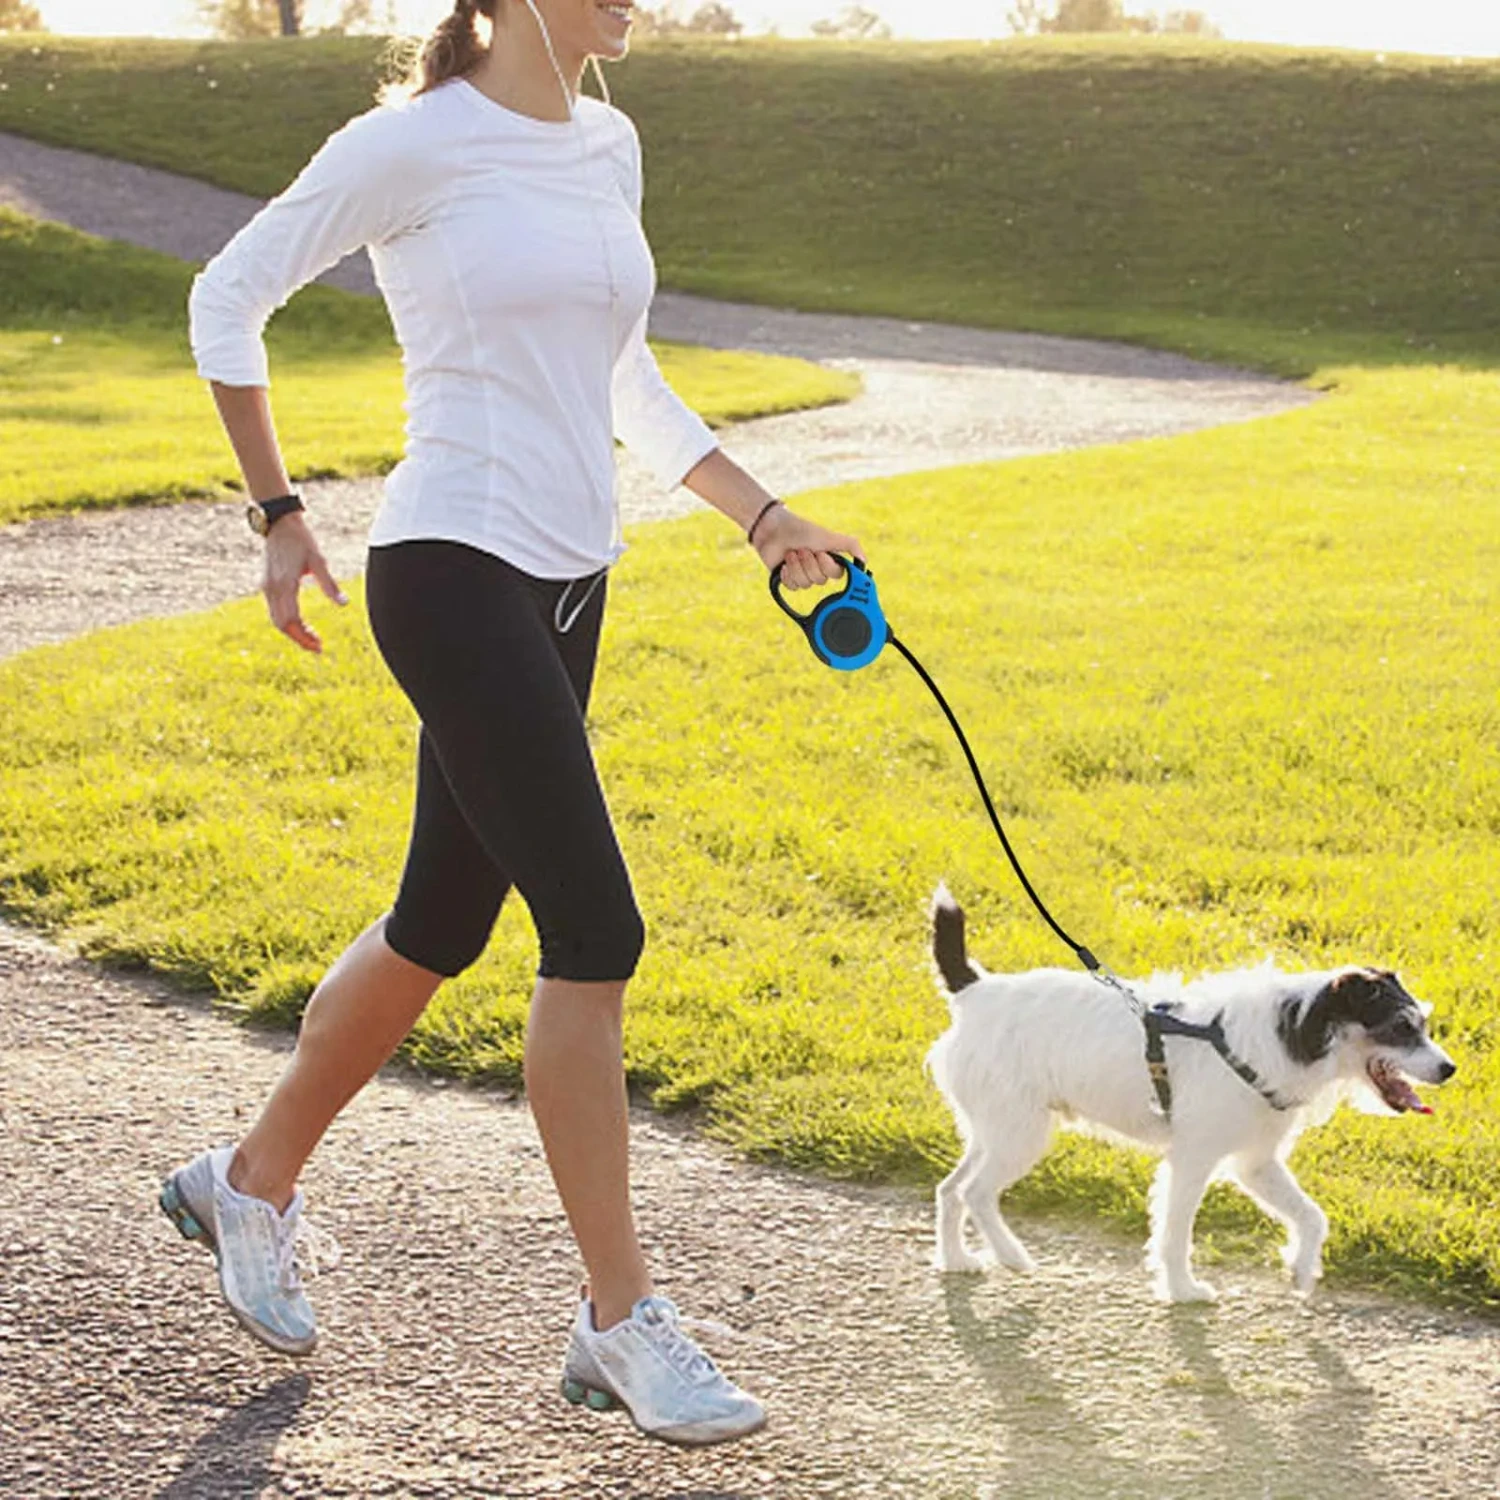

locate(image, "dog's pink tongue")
[[1393, 1076, 1432, 1115], [1372, 1061, 1434, 1115]]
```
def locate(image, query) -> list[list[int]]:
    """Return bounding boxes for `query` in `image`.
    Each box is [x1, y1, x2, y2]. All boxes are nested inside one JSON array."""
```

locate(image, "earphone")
[[516, 0, 612, 114]]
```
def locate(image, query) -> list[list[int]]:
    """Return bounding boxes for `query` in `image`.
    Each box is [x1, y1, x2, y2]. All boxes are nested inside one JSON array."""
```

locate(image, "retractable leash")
[[768, 555, 1295, 1120]]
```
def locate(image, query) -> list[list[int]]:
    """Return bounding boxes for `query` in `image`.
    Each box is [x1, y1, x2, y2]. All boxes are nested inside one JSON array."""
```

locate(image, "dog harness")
[[1141, 1003, 1295, 1118], [1089, 967, 1294, 1119]]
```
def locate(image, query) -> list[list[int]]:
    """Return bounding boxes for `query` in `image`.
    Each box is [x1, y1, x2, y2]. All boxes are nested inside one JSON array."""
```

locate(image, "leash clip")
[[768, 553, 890, 672]]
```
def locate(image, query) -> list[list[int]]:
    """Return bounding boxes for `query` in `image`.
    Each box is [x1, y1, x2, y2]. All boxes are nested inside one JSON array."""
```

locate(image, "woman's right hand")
[[753, 503, 865, 589], [262, 513, 348, 654]]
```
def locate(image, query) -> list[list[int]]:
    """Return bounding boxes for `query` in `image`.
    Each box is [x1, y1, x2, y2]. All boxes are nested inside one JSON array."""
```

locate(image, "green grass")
[[0, 208, 856, 525], [2, 360, 1497, 1306], [1, 35, 1497, 1307], [0, 35, 1495, 371]]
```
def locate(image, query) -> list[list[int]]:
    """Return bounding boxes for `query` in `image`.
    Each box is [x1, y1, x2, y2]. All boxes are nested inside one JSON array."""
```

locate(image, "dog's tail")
[[931, 882, 982, 995]]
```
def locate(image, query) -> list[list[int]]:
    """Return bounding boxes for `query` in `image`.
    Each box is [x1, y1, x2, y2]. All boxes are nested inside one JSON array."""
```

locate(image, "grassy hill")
[[0, 34, 1495, 372]]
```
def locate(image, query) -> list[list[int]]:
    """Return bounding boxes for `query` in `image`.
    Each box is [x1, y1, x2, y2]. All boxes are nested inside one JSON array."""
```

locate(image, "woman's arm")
[[680, 446, 864, 590], [189, 106, 425, 653], [210, 381, 346, 655], [610, 315, 865, 590]]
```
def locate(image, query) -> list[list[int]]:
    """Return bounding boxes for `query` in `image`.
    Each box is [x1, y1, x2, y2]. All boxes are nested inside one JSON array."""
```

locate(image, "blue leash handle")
[[767, 553, 890, 672]]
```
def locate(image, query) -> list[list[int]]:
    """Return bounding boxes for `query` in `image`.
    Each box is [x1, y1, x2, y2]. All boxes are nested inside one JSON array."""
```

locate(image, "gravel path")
[[5, 131, 1492, 1497], [0, 128, 1314, 660], [4, 917, 1498, 1499]]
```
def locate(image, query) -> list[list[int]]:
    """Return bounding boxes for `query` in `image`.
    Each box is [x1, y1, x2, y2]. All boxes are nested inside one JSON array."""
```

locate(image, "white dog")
[[925, 885, 1456, 1301]]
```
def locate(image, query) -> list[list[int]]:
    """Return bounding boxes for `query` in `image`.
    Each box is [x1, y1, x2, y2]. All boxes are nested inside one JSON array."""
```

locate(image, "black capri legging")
[[365, 538, 644, 983]]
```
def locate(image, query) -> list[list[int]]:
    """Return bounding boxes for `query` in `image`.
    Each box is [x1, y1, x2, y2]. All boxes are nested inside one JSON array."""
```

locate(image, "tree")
[[0, 0, 45, 32], [1042, 0, 1135, 32], [810, 5, 890, 40], [634, 1, 742, 35], [196, 0, 301, 39], [682, 2, 741, 34], [1010, 0, 1219, 35], [1006, 0, 1048, 34], [313, 0, 398, 35], [1157, 10, 1219, 35]]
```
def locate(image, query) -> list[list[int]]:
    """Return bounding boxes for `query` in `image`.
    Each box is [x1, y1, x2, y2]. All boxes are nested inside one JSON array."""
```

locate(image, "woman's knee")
[[537, 900, 645, 985], [383, 905, 494, 979]]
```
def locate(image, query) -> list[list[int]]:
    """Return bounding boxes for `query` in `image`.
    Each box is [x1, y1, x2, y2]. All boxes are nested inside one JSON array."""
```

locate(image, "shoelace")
[[638, 1299, 728, 1387], [275, 1207, 343, 1296]]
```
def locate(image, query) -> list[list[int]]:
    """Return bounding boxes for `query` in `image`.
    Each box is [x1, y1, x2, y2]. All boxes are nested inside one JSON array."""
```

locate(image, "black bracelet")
[[746, 498, 783, 547]]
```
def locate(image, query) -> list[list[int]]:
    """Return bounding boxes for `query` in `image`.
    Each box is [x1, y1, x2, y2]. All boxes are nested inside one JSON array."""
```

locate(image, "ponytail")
[[384, 0, 494, 101], [379, 0, 609, 111]]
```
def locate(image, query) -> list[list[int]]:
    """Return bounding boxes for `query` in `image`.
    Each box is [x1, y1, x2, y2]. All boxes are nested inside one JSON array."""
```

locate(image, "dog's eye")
[[1381, 1015, 1421, 1044]]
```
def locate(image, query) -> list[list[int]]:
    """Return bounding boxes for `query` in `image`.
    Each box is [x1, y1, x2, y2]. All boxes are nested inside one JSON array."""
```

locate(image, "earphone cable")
[[518, 0, 625, 553]]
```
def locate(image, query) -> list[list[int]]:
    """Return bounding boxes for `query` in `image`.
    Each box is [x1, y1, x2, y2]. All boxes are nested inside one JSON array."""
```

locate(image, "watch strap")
[[247, 493, 305, 535]]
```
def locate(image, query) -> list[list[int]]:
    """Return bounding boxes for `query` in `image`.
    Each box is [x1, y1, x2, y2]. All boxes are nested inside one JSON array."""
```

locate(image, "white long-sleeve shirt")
[[188, 78, 718, 579]]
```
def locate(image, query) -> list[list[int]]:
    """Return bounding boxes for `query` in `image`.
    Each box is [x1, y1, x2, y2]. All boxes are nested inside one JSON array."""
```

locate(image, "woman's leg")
[[367, 542, 651, 1325], [230, 956, 654, 1324], [228, 916, 443, 1212], [231, 715, 512, 1210], [525, 977, 650, 1330]]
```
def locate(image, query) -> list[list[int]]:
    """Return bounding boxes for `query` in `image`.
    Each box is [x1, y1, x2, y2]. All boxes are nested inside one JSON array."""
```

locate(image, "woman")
[[161, 0, 862, 1450]]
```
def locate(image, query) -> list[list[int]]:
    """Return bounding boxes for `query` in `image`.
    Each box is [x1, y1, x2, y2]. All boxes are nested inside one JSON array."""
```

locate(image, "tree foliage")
[[810, 5, 890, 40], [195, 0, 397, 37], [1154, 10, 1218, 35], [314, 0, 398, 35], [196, 0, 303, 38], [633, 2, 743, 36], [0, 0, 45, 33], [1010, 0, 1219, 35]]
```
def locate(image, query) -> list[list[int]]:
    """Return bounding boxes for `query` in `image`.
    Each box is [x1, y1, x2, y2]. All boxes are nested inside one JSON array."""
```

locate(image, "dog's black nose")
[[1439, 1059, 1458, 1082]]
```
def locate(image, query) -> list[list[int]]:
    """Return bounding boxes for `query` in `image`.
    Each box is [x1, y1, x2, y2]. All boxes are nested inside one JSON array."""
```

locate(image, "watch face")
[[245, 500, 268, 536]]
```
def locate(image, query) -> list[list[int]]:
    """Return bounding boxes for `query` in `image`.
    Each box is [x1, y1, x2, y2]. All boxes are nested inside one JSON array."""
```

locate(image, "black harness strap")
[[1143, 1004, 1294, 1117]]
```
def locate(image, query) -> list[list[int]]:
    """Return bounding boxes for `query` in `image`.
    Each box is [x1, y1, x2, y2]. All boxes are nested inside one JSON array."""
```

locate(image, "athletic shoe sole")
[[559, 1375, 767, 1448], [159, 1174, 317, 1359]]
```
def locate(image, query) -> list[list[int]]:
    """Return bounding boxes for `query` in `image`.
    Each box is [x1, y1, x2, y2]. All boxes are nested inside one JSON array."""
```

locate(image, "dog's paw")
[[1156, 1275, 1219, 1304], [1280, 1241, 1324, 1294], [1289, 1259, 1324, 1295], [933, 1246, 987, 1275], [994, 1246, 1039, 1275]]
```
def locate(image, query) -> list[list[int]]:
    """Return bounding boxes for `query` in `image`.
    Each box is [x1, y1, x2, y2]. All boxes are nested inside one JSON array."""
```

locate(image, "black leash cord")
[[886, 630, 1283, 1115], [886, 631, 1103, 976]]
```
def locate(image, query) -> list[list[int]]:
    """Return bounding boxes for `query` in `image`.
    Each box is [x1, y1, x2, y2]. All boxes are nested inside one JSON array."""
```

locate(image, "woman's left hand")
[[753, 504, 866, 589]]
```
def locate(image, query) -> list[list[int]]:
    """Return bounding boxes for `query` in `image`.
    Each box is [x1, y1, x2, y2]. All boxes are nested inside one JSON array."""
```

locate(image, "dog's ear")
[[1279, 969, 1388, 1063]]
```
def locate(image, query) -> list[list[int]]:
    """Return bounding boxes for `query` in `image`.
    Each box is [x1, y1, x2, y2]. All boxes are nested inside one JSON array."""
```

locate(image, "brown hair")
[[384, 0, 495, 102]]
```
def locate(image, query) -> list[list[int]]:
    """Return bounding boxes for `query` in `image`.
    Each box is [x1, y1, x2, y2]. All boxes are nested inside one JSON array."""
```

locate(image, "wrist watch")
[[246, 492, 306, 537]]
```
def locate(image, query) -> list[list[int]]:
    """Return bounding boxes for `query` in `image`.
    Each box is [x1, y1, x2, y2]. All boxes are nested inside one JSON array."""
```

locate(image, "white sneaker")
[[561, 1292, 767, 1447], [159, 1145, 334, 1357]]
